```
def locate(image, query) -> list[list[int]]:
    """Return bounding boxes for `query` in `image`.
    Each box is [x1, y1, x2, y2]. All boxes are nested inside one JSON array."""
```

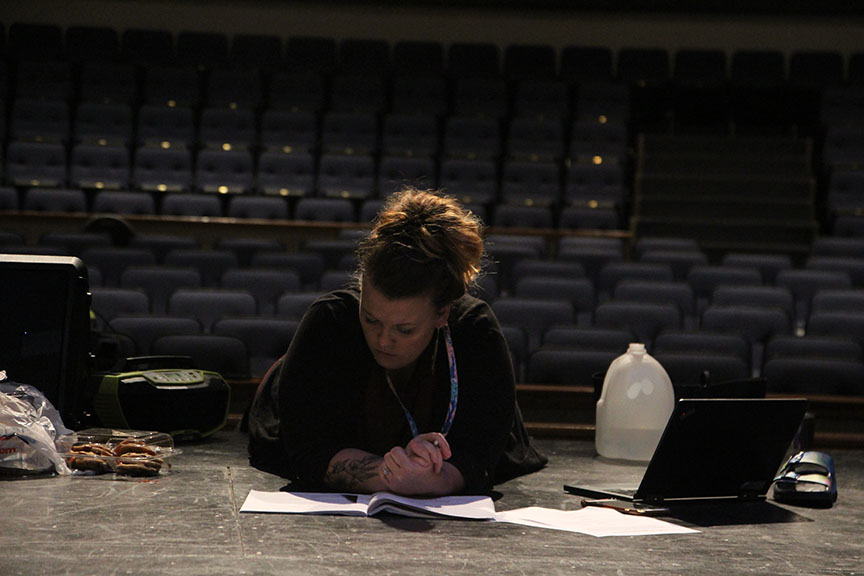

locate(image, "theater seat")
[[167, 288, 257, 333], [151, 334, 250, 379], [109, 315, 202, 356], [213, 317, 299, 378]]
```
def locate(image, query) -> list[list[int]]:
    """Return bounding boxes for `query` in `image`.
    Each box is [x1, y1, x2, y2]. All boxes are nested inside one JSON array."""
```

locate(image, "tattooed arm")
[[324, 449, 387, 493], [325, 440, 465, 496]]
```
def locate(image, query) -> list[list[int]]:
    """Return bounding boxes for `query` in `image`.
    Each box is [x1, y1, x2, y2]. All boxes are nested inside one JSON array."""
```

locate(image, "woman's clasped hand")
[[379, 432, 451, 492]]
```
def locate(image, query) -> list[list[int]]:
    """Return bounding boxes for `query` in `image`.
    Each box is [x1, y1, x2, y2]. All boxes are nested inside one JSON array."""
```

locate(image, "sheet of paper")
[[240, 490, 369, 515], [495, 506, 700, 538], [241, 490, 699, 537]]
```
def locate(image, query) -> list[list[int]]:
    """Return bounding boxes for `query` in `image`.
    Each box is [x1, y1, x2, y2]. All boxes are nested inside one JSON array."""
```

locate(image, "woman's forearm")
[[409, 461, 465, 496], [324, 448, 388, 493], [325, 448, 465, 496]]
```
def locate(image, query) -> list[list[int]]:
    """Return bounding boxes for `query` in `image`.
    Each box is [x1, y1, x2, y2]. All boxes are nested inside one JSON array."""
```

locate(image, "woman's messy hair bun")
[[357, 188, 485, 306]]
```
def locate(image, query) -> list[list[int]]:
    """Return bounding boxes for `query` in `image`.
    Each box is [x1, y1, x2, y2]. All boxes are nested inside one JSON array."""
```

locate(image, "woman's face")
[[359, 278, 449, 372]]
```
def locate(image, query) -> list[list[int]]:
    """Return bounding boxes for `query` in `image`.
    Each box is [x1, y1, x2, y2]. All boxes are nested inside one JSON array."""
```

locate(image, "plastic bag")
[[0, 371, 73, 476]]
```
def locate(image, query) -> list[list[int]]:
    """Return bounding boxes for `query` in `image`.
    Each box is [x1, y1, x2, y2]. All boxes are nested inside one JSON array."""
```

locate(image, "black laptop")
[[565, 398, 808, 505]]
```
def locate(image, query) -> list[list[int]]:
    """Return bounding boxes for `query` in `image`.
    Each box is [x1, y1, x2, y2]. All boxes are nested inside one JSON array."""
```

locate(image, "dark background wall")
[[4, 0, 864, 59], [266, 1, 864, 16]]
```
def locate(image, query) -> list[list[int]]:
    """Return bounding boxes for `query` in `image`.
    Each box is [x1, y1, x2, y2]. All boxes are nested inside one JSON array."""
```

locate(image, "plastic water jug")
[[595, 343, 674, 462]]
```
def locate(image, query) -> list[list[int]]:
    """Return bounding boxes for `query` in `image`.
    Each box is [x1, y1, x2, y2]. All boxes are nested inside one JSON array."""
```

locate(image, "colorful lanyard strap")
[[386, 324, 459, 438]]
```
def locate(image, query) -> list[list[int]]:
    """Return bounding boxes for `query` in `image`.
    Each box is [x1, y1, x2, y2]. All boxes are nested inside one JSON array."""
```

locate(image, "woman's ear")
[[435, 304, 451, 328]]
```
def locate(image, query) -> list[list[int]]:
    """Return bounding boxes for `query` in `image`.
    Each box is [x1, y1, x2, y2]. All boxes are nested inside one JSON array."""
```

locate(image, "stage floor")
[[2, 431, 862, 575]]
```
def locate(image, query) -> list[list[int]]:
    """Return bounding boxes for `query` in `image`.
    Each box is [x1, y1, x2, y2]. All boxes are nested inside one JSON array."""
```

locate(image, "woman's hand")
[[407, 432, 451, 473], [378, 433, 463, 495]]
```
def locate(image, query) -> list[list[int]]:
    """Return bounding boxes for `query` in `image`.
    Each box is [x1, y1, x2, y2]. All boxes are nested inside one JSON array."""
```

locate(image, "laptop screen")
[[636, 398, 808, 503]]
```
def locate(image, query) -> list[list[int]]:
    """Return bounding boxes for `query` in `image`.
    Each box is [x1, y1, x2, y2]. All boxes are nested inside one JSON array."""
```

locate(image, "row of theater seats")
[[7, 22, 861, 91], [483, 237, 864, 397], [88, 280, 864, 395], [2, 77, 631, 223], [1, 100, 630, 158], [1, 136, 628, 210], [8, 22, 864, 235], [1, 78, 633, 141], [0, 88, 632, 221], [0, 24, 634, 228], [5, 228, 862, 395], [517, 327, 864, 397], [0, 185, 624, 230], [10, 229, 864, 306], [3, 22, 863, 124], [91, 306, 864, 398]]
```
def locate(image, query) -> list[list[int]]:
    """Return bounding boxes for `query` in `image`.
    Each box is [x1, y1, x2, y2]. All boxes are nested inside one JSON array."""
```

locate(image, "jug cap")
[[628, 342, 646, 355]]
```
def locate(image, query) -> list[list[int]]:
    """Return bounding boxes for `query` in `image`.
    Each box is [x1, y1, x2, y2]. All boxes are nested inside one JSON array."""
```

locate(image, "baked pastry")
[[113, 440, 163, 476], [113, 440, 158, 457], [115, 457, 164, 477], [68, 443, 114, 473]]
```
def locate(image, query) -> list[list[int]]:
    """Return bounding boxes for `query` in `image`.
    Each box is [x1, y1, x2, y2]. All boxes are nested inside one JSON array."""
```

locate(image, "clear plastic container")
[[62, 428, 180, 478], [595, 343, 674, 462]]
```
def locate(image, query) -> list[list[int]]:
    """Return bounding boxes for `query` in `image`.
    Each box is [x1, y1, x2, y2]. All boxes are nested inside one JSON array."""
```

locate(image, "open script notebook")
[[565, 398, 808, 505], [240, 490, 497, 520]]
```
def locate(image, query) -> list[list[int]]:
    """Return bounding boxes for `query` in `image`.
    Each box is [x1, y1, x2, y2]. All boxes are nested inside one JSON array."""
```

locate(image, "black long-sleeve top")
[[248, 287, 546, 494]]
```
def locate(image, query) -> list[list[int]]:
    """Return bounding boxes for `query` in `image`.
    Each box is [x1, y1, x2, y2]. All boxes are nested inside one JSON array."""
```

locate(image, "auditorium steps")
[[631, 133, 820, 263]]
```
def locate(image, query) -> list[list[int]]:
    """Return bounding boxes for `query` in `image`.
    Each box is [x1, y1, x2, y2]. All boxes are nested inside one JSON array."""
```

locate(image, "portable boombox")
[[92, 356, 231, 441]]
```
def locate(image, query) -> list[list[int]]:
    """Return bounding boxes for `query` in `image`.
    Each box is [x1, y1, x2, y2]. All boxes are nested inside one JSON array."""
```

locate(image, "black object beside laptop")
[[566, 398, 809, 512]]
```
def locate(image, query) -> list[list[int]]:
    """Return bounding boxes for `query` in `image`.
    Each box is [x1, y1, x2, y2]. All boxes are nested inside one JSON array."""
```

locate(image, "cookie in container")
[[64, 428, 180, 478]]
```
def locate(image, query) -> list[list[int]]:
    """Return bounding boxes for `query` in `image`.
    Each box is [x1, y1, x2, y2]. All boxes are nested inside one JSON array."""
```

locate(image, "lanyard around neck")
[[385, 324, 459, 438]]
